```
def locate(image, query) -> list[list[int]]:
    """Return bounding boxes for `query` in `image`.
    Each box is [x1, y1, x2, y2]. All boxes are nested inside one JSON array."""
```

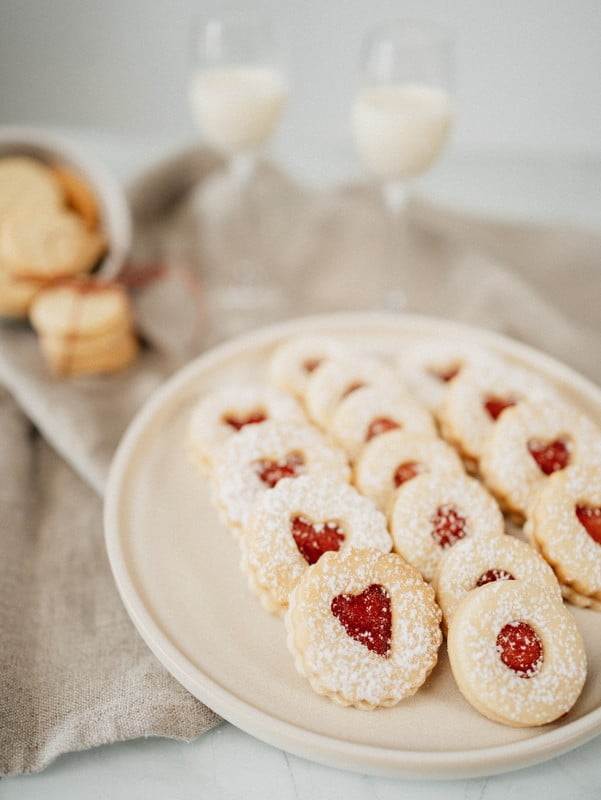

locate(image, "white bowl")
[[0, 125, 132, 280]]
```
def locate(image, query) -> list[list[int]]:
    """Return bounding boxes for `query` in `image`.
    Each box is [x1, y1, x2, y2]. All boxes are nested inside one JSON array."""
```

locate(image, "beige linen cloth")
[[1, 146, 600, 776]]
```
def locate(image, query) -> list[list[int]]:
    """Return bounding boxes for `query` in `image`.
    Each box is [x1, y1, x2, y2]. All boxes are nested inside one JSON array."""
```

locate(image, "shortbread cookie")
[[354, 430, 464, 514], [285, 548, 442, 709], [528, 465, 601, 610], [448, 580, 587, 727], [328, 382, 436, 462], [42, 331, 139, 377], [397, 339, 498, 414], [0, 156, 63, 218], [30, 280, 131, 338], [212, 421, 350, 534], [51, 164, 100, 230], [440, 363, 558, 464], [188, 384, 306, 476], [389, 472, 504, 581], [242, 476, 392, 615], [267, 335, 349, 399], [1, 207, 105, 280], [305, 355, 399, 429], [434, 534, 561, 629], [480, 400, 601, 519], [0, 261, 46, 318]]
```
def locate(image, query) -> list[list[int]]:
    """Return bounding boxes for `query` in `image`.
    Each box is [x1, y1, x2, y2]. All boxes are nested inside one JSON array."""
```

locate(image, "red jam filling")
[[476, 568, 515, 587], [303, 358, 322, 374], [393, 461, 423, 487], [254, 452, 305, 488], [223, 410, 267, 431], [575, 504, 601, 545], [496, 621, 543, 678], [429, 364, 460, 383], [291, 515, 345, 565], [365, 416, 400, 441], [527, 438, 570, 475], [483, 395, 517, 421], [331, 584, 392, 656], [431, 504, 467, 550], [341, 381, 366, 400]]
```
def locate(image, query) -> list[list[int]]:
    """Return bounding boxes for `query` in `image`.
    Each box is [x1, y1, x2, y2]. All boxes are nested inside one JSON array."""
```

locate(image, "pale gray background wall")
[[1, 0, 600, 160]]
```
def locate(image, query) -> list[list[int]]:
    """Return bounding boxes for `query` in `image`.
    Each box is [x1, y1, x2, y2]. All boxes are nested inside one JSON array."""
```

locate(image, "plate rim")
[[104, 311, 601, 779]]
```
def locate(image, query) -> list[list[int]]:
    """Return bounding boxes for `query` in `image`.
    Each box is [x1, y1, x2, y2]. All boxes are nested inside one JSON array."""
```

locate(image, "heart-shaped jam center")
[[291, 515, 345, 565], [476, 568, 515, 587], [575, 504, 601, 545], [365, 416, 400, 441], [393, 461, 423, 487], [429, 364, 460, 383], [254, 452, 305, 488], [496, 621, 543, 678], [223, 410, 267, 431], [331, 584, 392, 656], [303, 357, 322, 374], [431, 504, 467, 549], [528, 438, 570, 475], [483, 395, 517, 421], [341, 381, 366, 400]]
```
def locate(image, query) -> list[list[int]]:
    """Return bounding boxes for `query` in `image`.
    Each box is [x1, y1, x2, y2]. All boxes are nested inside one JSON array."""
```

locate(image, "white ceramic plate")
[[104, 312, 601, 779]]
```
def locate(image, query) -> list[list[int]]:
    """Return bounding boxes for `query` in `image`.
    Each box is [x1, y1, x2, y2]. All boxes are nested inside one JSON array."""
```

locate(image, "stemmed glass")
[[188, 12, 289, 339], [351, 21, 454, 310]]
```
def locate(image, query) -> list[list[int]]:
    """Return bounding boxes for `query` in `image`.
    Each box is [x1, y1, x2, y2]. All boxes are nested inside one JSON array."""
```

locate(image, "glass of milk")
[[188, 13, 290, 339], [352, 21, 454, 310]]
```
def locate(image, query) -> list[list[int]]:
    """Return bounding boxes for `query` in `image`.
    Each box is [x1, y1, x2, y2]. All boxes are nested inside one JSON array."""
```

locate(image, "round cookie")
[[354, 430, 464, 515], [434, 534, 561, 629], [328, 381, 436, 462], [0, 156, 64, 219], [389, 472, 504, 581], [480, 400, 601, 519], [188, 383, 306, 476], [241, 476, 392, 615], [448, 580, 587, 727], [0, 261, 46, 318], [51, 164, 100, 230], [305, 354, 398, 430], [285, 548, 442, 709], [41, 331, 139, 377], [527, 464, 601, 610], [211, 420, 351, 534], [267, 335, 349, 399], [439, 363, 559, 465], [397, 339, 498, 415]]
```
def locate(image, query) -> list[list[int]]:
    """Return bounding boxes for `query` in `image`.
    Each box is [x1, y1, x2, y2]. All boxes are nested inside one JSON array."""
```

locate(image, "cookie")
[[211, 420, 350, 534], [41, 330, 139, 377], [527, 465, 601, 610], [30, 280, 131, 338], [389, 472, 504, 581], [448, 580, 587, 727], [439, 363, 558, 465], [187, 384, 306, 476], [285, 548, 442, 709], [1, 206, 105, 280], [0, 156, 63, 219], [305, 355, 399, 430], [267, 335, 349, 399], [434, 534, 561, 630], [354, 430, 464, 515], [480, 400, 601, 519], [0, 260, 46, 318], [328, 381, 436, 462], [51, 164, 100, 230], [241, 476, 392, 615]]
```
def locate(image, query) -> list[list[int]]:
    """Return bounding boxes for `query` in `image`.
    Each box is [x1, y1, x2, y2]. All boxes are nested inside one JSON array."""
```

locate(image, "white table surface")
[[4, 130, 601, 797]]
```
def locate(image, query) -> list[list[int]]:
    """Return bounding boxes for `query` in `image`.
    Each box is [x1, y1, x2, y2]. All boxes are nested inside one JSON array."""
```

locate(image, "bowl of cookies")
[[0, 125, 132, 320]]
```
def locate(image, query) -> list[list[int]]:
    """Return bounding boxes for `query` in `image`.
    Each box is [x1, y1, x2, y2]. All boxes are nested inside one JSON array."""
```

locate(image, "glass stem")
[[380, 180, 411, 311]]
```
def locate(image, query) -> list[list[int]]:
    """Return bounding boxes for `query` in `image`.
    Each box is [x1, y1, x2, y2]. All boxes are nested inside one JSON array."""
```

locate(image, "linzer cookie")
[[389, 472, 504, 581], [241, 476, 392, 615], [434, 534, 561, 630], [188, 384, 306, 476], [328, 381, 436, 462], [527, 465, 601, 610], [285, 548, 442, 709], [480, 400, 601, 519], [448, 580, 587, 727], [304, 354, 398, 429], [354, 430, 464, 515], [439, 363, 558, 465], [267, 335, 349, 399], [211, 420, 350, 534]]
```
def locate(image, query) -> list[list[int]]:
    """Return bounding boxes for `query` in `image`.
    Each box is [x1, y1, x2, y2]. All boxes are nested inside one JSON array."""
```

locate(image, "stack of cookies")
[[0, 156, 106, 318], [29, 279, 138, 377]]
